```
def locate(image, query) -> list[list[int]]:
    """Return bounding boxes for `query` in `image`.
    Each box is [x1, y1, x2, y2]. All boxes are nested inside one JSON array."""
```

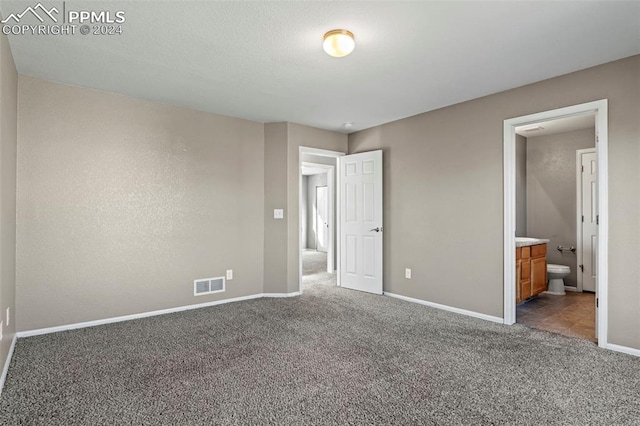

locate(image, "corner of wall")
[[0, 19, 18, 390], [263, 123, 290, 294], [263, 122, 347, 295]]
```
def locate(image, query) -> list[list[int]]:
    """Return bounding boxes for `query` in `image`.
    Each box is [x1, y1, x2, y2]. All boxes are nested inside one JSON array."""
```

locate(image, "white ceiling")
[[2, 1, 639, 133], [516, 113, 595, 137]]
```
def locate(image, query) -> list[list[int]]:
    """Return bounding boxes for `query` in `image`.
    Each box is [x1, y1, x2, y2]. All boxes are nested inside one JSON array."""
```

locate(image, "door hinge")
[[596, 298, 599, 308], [581, 165, 584, 172], [579, 264, 584, 272], [582, 215, 584, 222], [596, 215, 599, 225]]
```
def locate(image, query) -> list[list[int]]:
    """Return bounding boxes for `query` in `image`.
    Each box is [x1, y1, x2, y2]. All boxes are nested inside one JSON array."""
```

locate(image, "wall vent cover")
[[194, 276, 225, 296]]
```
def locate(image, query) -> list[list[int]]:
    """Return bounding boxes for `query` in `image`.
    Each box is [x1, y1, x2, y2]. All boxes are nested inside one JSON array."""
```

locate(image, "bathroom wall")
[[515, 134, 527, 237], [306, 172, 328, 250], [526, 127, 595, 288]]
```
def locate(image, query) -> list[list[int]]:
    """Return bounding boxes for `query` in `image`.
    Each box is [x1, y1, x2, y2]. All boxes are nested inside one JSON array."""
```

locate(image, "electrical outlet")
[[5, 307, 9, 327], [226, 269, 233, 280], [274, 209, 284, 219], [405, 268, 412, 279]]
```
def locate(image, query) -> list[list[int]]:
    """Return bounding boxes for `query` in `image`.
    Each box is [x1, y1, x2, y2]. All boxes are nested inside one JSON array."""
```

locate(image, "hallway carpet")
[[0, 284, 638, 425], [302, 249, 336, 288]]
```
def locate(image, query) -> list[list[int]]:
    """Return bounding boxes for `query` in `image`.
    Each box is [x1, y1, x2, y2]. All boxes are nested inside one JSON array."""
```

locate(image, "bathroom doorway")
[[515, 114, 597, 341], [503, 100, 609, 348]]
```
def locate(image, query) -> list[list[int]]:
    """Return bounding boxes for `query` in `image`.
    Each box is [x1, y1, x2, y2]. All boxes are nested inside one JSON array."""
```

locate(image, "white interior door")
[[339, 150, 383, 294], [580, 150, 597, 293], [315, 186, 329, 252]]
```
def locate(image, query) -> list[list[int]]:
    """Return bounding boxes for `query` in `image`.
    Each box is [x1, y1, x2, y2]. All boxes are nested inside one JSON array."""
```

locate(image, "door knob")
[[370, 227, 383, 232]]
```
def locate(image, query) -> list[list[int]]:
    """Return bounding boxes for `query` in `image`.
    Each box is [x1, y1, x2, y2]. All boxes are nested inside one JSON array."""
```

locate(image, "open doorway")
[[298, 147, 384, 296], [299, 148, 343, 291], [513, 113, 597, 342], [301, 165, 334, 288], [504, 100, 609, 348]]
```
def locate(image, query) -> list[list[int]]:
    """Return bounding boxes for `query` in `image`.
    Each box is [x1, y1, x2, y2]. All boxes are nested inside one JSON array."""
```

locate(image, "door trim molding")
[[576, 147, 596, 293], [503, 99, 608, 348]]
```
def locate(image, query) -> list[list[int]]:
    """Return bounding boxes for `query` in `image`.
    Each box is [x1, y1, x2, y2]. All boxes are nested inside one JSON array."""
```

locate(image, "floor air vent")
[[194, 277, 225, 296]]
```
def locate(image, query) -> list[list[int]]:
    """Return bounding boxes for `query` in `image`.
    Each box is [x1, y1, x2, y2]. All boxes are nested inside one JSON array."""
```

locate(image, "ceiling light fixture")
[[323, 29, 355, 57]]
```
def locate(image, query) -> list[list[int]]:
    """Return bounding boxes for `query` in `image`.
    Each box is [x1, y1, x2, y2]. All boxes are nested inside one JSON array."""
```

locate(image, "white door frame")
[[299, 147, 345, 291], [576, 147, 597, 293], [503, 99, 608, 348]]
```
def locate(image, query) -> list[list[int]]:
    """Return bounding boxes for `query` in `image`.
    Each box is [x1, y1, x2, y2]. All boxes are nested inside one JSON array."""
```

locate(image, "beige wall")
[[349, 55, 640, 350], [17, 77, 265, 331], [263, 123, 289, 293], [527, 127, 595, 288], [0, 25, 17, 375]]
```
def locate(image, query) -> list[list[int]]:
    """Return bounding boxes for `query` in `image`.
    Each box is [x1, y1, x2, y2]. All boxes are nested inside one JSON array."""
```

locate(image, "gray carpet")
[[302, 250, 336, 288], [1, 285, 639, 425]]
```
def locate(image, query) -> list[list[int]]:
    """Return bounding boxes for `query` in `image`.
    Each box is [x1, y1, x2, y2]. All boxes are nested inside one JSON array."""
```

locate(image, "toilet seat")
[[547, 264, 570, 273]]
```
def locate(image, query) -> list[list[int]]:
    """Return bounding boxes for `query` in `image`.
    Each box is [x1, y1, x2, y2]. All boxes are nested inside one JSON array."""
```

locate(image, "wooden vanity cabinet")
[[516, 244, 547, 304]]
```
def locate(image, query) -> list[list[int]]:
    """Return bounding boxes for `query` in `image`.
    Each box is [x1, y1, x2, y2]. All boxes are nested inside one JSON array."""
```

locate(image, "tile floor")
[[517, 291, 596, 342]]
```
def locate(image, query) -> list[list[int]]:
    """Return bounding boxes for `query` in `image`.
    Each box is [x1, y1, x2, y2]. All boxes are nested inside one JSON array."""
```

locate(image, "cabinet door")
[[516, 259, 522, 303], [531, 256, 547, 296], [521, 259, 531, 281], [521, 279, 532, 300], [531, 244, 546, 257]]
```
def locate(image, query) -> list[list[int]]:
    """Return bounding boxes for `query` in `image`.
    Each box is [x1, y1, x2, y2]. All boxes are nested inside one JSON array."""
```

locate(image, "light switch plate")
[[226, 269, 233, 280], [405, 268, 412, 279], [274, 209, 284, 219]]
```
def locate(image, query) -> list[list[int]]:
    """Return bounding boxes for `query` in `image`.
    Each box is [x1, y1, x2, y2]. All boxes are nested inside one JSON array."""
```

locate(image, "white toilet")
[[546, 264, 570, 295]]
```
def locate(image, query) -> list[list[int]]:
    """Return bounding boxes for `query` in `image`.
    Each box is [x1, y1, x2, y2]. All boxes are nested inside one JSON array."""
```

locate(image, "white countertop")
[[515, 237, 550, 247]]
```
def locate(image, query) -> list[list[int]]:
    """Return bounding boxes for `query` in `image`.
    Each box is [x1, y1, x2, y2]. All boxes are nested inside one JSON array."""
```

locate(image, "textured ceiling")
[[1, 1, 639, 133]]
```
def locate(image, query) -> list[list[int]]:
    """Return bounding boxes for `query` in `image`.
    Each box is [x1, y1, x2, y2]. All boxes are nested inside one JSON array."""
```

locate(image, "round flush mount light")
[[323, 29, 355, 57]]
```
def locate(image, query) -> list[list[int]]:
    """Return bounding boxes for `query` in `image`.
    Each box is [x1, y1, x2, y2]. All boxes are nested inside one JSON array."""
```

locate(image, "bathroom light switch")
[[274, 209, 284, 219], [405, 268, 412, 279]]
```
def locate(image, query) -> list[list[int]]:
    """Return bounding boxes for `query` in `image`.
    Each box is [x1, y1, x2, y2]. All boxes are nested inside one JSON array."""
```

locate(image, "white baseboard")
[[605, 343, 640, 358], [263, 292, 301, 298], [17, 293, 264, 338], [0, 334, 17, 397], [384, 292, 504, 324], [16, 292, 303, 339], [564, 286, 579, 292]]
